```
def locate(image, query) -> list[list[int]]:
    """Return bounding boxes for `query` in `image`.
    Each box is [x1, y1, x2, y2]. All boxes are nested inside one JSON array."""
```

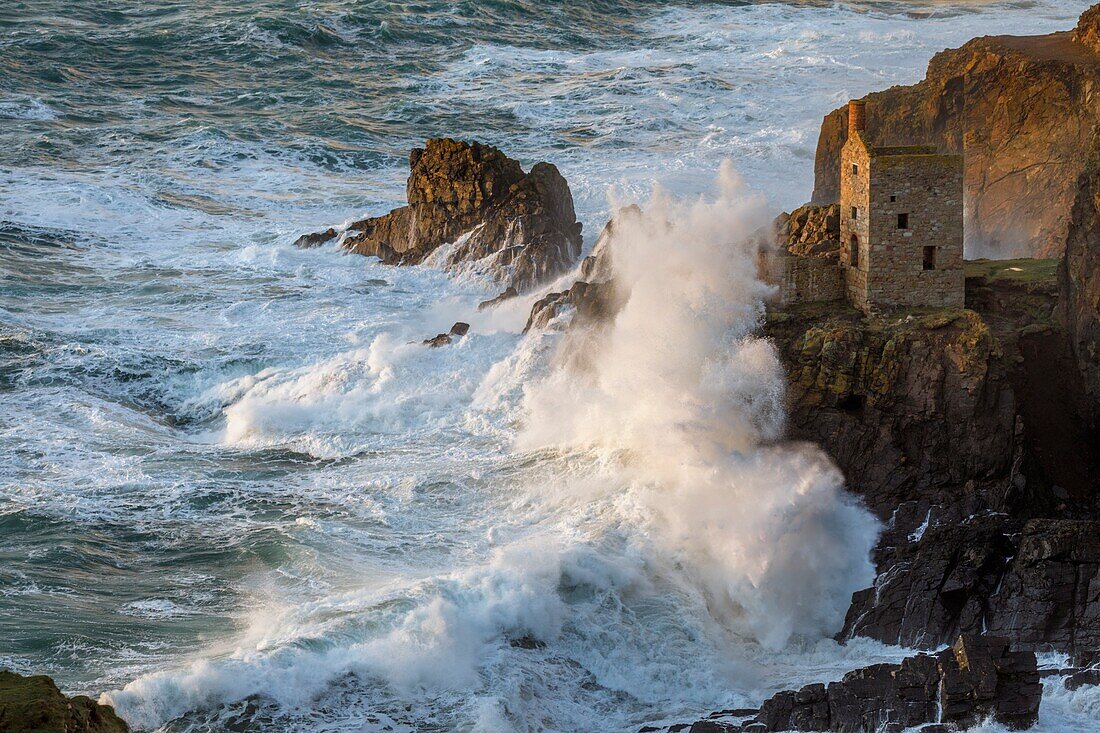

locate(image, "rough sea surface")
[[2, 1, 1098, 731]]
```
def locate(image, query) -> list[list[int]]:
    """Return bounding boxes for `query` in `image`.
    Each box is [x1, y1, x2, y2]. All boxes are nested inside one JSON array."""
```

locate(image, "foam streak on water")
[[1, 1, 1095, 731]]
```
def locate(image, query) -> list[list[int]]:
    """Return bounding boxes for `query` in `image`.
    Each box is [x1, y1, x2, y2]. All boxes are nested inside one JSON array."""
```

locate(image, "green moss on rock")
[[0, 670, 129, 733]]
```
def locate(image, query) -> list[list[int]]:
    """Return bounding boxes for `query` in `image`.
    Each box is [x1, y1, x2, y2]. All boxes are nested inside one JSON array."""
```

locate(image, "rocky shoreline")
[[6, 6, 1100, 733]]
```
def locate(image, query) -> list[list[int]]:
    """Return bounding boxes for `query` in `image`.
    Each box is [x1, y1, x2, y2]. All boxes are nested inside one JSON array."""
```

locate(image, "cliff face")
[[766, 270, 1100, 657], [764, 305, 1018, 518], [812, 6, 1100, 258], [1059, 136, 1100, 430]]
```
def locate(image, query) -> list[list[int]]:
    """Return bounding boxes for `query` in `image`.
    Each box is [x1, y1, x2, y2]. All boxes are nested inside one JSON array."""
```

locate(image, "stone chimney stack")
[[848, 100, 867, 135]]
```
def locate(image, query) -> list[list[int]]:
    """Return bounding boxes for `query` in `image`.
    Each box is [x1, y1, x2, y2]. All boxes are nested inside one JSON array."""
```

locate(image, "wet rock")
[[523, 280, 616, 334], [937, 635, 1040, 730], [688, 722, 738, 733], [299, 139, 582, 291], [578, 205, 640, 284], [841, 513, 1100, 661], [1065, 668, 1100, 691], [811, 5, 1100, 257], [423, 322, 470, 348], [840, 509, 1018, 650], [0, 670, 130, 732], [423, 333, 452, 348], [693, 636, 1039, 732], [987, 519, 1100, 658], [293, 227, 337, 248], [477, 286, 518, 311]]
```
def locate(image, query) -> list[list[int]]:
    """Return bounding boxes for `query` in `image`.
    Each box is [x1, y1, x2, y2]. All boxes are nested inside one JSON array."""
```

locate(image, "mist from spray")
[[519, 162, 880, 648]]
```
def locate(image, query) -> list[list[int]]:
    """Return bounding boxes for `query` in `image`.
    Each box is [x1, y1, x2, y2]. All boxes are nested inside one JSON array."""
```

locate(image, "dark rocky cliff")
[[1059, 132, 1100, 433], [764, 305, 1017, 519], [812, 6, 1100, 258]]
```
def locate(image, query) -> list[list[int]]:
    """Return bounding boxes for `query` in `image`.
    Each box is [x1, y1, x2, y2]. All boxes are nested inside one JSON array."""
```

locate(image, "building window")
[[890, 195, 896, 202], [851, 163, 858, 176], [923, 246, 936, 270], [897, 213, 909, 229], [850, 234, 859, 268], [851, 206, 858, 220]]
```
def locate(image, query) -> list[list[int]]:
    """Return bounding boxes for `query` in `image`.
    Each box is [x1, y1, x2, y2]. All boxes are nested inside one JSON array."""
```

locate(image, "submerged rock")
[[0, 670, 129, 733], [298, 139, 583, 292], [293, 227, 337, 249], [811, 4, 1100, 257], [423, 321, 470, 348]]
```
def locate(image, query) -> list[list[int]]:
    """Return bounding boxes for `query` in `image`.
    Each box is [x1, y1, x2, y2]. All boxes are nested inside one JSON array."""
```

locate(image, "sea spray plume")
[[519, 162, 879, 648]]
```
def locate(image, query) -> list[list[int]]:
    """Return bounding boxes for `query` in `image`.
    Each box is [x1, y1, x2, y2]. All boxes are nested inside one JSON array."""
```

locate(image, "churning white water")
[[2, 1, 1097, 731]]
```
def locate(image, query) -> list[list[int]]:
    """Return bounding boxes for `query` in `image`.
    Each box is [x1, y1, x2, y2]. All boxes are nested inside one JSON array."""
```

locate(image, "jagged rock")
[[423, 322, 470, 348], [578, 205, 640, 284], [764, 306, 1018, 517], [987, 519, 1100, 658], [811, 5, 1100, 257], [522, 280, 616, 333], [477, 286, 518, 311], [776, 203, 840, 258], [937, 635, 1040, 730], [1065, 668, 1100, 691], [689, 636, 1039, 733], [840, 514, 1100, 660], [298, 139, 582, 291], [0, 670, 129, 732], [840, 509, 1018, 650], [293, 227, 337, 248], [1075, 3, 1100, 52]]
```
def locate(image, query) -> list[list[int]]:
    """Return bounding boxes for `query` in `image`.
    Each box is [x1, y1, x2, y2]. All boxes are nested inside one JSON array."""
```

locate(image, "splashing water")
[[520, 164, 879, 649]]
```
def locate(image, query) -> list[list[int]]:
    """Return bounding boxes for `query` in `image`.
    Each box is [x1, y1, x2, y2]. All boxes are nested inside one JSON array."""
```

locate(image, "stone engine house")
[[768, 101, 965, 312]]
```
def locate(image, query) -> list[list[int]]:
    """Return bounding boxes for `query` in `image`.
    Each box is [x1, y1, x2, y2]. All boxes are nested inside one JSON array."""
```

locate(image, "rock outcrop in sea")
[[518, 205, 633, 330], [811, 6, 1100, 258], [296, 138, 583, 292], [0, 670, 129, 733]]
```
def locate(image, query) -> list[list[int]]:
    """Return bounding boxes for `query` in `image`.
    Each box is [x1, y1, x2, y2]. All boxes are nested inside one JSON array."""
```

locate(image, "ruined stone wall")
[[840, 134, 872, 309], [769, 254, 843, 304], [866, 153, 965, 309]]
